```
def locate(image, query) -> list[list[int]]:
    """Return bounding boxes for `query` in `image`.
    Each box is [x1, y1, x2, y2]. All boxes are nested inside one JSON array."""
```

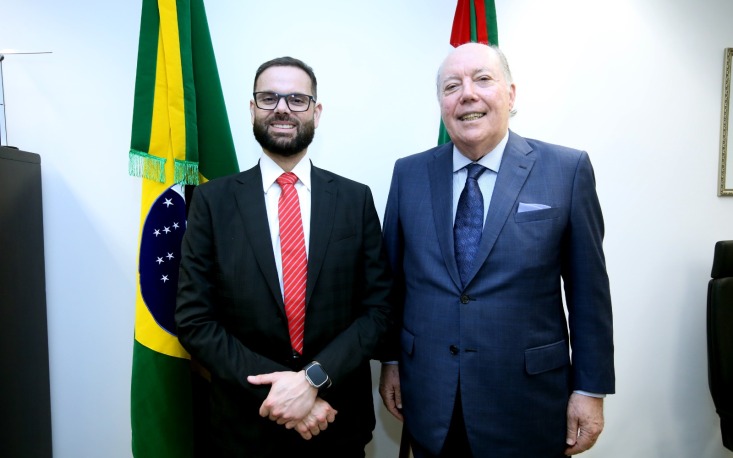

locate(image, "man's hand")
[[378, 363, 403, 421], [565, 392, 604, 455], [247, 370, 317, 425], [293, 398, 338, 440]]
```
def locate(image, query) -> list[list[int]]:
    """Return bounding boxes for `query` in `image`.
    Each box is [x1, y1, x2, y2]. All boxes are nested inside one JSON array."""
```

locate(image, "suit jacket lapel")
[[428, 143, 463, 289], [234, 164, 284, 309], [466, 131, 535, 283], [306, 164, 335, 307]]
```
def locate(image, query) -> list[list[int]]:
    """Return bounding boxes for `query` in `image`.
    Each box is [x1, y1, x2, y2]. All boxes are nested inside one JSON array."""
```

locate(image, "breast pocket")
[[514, 207, 563, 223]]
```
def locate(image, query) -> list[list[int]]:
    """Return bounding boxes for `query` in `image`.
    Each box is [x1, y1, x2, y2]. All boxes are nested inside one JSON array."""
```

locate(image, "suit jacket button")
[[449, 345, 459, 355], [460, 295, 470, 304]]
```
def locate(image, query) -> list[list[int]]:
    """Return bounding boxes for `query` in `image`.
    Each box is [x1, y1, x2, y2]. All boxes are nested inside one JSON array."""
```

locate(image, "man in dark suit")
[[176, 56, 392, 457], [379, 43, 614, 457]]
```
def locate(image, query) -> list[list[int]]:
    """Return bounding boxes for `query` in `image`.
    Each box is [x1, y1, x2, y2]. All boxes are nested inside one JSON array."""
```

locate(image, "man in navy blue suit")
[[379, 43, 614, 457]]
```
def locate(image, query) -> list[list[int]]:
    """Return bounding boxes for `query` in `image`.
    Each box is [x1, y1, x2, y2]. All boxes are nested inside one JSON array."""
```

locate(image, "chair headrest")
[[712, 240, 733, 278]]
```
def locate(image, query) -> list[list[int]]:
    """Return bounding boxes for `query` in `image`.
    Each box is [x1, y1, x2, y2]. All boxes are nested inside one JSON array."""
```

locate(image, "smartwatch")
[[304, 361, 332, 390]]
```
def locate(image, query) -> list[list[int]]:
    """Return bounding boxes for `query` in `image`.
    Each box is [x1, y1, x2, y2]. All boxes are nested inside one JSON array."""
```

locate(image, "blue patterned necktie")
[[454, 163, 486, 287]]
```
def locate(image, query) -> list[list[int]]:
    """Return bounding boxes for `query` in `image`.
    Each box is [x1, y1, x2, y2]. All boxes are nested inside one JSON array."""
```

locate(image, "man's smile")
[[459, 112, 486, 121], [271, 123, 296, 129]]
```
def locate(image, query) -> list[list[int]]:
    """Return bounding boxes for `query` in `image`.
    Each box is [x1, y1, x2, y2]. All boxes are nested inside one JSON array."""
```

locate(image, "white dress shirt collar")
[[260, 153, 312, 191], [452, 132, 509, 173]]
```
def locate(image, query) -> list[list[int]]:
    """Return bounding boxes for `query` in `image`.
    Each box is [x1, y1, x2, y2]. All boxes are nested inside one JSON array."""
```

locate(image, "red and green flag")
[[128, 0, 239, 456], [438, 0, 500, 145]]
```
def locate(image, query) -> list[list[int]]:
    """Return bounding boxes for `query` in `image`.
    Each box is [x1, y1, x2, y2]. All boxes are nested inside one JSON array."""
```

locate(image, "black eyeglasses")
[[253, 92, 316, 112]]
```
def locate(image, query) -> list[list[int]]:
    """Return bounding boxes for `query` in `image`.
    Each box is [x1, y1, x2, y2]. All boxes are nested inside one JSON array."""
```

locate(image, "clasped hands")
[[247, 371, 337, 440]]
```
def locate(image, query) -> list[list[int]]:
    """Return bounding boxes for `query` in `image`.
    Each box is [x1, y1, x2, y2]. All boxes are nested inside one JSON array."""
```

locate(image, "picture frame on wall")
[[719, 48, 733, 196]]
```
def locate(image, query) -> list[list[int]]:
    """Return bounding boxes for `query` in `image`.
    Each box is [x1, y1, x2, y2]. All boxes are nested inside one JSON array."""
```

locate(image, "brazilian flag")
[[128, 0, 238, 456]]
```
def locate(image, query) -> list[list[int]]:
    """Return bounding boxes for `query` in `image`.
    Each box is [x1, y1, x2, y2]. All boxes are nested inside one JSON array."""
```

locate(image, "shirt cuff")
[[573, 390, 606, 398]]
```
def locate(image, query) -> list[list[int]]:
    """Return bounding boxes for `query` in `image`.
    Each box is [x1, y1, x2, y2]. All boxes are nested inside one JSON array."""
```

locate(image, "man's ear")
[[313, 102, 323, 129]]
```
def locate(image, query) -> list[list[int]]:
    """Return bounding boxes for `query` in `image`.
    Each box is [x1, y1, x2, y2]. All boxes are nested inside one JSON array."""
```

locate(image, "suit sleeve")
[[562, 152, 615, 394], [379, 160, 405, 362], [175, 186, 290, 400], [310, 185, 393, 386]]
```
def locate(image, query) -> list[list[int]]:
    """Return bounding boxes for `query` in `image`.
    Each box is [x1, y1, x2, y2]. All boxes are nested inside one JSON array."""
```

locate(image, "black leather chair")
[[708, 240, 733, 451]]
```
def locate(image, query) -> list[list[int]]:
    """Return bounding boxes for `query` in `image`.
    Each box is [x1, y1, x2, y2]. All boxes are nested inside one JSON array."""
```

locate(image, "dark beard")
[[253, 114, 315, 158]]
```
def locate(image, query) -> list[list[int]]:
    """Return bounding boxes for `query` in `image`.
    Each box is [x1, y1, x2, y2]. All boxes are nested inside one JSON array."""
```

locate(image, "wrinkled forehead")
[[438, 46, 501, 82], [441, 64, 496, 82]]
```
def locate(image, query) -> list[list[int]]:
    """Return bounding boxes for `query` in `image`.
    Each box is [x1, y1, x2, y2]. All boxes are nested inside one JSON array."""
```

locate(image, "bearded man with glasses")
[[176, 56, 392, 458]]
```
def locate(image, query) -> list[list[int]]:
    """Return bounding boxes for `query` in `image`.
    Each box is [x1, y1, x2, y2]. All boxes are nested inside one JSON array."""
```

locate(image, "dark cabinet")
[[0, 146, 53, 457]]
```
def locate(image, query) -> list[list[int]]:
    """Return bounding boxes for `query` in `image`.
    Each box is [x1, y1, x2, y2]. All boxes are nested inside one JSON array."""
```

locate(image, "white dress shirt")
[[260, 153, 311, 298]]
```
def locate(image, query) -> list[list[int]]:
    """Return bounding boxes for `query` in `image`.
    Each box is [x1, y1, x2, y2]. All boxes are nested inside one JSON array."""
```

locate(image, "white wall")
[[1, 0, 733, 456]]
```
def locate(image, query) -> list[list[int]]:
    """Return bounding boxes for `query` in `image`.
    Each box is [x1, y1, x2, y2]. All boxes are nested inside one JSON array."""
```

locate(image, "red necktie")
[[276, 172, 307, 354]]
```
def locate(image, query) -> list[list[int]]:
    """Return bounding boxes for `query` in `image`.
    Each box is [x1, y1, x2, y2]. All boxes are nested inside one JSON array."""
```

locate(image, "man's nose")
[[460, 81, 478, 102], [274, 96, 291, 113]]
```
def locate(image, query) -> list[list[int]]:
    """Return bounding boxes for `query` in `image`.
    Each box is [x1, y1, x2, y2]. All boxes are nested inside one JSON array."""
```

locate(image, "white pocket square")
[[518, 202, 551, 213]]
